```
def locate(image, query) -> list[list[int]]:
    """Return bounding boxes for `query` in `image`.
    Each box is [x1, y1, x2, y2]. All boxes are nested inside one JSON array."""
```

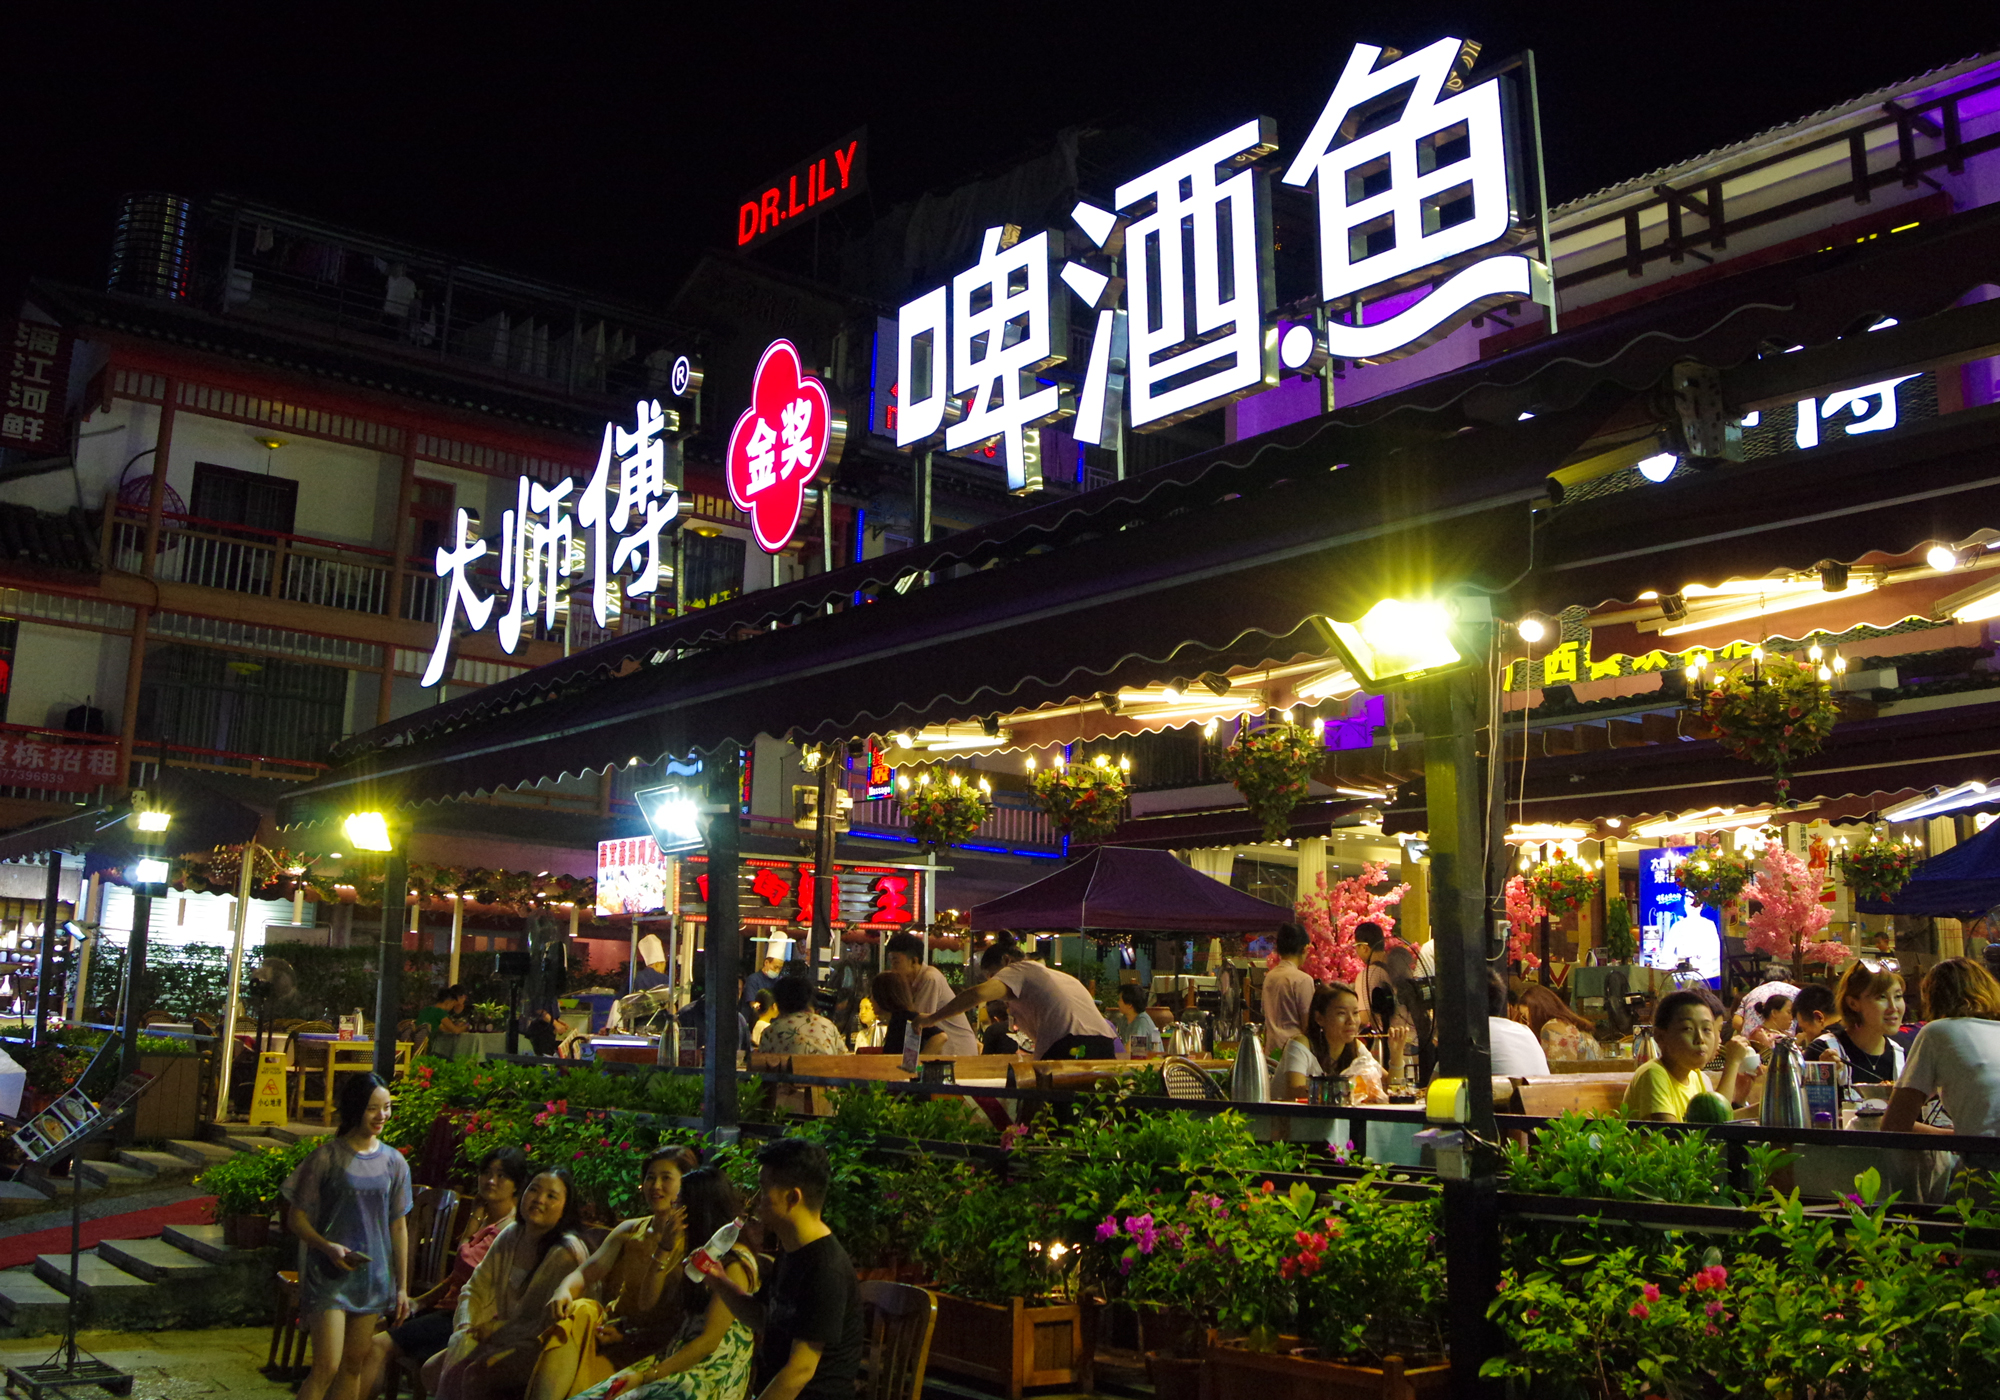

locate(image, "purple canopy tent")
[[964, 846, 1291, 932]]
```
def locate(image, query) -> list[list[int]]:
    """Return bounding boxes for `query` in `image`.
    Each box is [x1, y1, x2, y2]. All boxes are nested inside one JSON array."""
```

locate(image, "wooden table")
[[291, 1036, 414, 1124], [427, 1031, 510, 1062]]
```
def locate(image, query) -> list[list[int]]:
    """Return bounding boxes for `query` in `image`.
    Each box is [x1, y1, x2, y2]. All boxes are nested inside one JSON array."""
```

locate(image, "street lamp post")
[[344, 812, 407, 1082], [702, 749, 742, 1138], [120, 802, 173, 1086]]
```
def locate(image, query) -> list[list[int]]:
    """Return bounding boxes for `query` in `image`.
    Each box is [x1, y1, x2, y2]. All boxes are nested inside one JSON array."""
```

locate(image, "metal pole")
[[33, 852, 63, 1045], [702, 747, 742, 1138], [215, 840, 256, 1119], [809, 745, 840, 979], [373, 851, 410, 1081], [1522, 49, 1560, 339], [121, 891, 152, 1082], [448, 894, 464, 985], [1417, 651, 1502, 1399], [915, 450, 933, 545]]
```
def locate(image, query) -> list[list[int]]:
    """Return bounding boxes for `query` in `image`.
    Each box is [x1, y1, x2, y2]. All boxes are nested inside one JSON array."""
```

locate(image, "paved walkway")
[[0, 1327, 291, 1400]]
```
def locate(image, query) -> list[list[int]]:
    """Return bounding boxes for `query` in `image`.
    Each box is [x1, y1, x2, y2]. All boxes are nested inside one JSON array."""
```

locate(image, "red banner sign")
[[0, 734, 122, 791], [1, 321, 70, 453]]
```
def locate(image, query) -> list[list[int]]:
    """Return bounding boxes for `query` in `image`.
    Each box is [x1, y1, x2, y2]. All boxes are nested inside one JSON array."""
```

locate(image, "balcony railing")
[[107, 505, 407, 616], [849, 793, 1062, 855]]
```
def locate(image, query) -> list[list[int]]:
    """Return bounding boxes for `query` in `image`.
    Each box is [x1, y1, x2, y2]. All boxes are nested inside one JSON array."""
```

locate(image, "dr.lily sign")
[[894, 36, 1551, 493]]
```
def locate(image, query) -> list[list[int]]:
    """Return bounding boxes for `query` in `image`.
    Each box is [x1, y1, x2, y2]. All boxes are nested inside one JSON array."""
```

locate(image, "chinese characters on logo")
[[2, 321, 71, 452], [725, 340, 835, 553], [422, 398, 682, 688], [891, 36, 1547, 474]]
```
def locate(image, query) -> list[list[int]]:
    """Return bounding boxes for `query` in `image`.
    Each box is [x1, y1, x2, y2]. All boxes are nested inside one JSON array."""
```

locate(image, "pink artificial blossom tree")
[[1743, 844, 1846, 970], [1288, 861, 1411, 984], [1503, 875, 1545, 971]]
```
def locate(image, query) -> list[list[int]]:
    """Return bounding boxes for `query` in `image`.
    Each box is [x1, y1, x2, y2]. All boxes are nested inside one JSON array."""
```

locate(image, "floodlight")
[[134, 857, 170, 885], [134, 809, 171, 834], [343, 811, 394, 852], [634, 783, 706, 855], [1323, 595, 1485, 687]]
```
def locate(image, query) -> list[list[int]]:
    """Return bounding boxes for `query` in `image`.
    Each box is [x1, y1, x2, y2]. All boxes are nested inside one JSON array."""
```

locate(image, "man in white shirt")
[[920, 940, 1116, 1060], [1261, 925, 1317, 1053], [885, 931, 978, 1055], [1486, 970, 1550, 1078]]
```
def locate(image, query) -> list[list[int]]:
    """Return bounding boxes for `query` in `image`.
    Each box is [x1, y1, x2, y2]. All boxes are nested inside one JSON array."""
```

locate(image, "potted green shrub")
[[915, 1160, 1091, 1400], [196, 1141, 299, 1248]]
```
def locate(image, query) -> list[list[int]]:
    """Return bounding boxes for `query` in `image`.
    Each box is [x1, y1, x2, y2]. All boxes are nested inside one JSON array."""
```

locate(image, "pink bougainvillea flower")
[[1629, 1301, 1650, 1319]]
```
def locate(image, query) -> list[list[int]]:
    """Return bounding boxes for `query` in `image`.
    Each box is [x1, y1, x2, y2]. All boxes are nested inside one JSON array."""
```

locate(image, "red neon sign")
[[737, 130, 867, 250], [725, 340, 835, 554]]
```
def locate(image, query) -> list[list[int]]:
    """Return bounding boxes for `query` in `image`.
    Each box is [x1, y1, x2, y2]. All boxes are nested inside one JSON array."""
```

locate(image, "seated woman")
[[869, 972, 941, 1057], [565, 1168, 756, 1400], [1622, 991, 1752, 1121], [1883, 958, 2000, 1174], [1813, 961, 1907, 1088], [1277, 984, 1406, 1102], [364, 1147, 529, 1397], [1114, 984, 1165, 1058], [758, 975, 847, 1057], [1745, 993, 1794, 1052], [425, 1168, 588, 1400], [530, 1147, 699, 1400]]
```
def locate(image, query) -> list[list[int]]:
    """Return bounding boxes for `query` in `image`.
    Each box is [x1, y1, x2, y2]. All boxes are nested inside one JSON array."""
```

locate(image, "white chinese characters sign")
[[422, 398, 682, 687], [892, 36, 1549, 488]]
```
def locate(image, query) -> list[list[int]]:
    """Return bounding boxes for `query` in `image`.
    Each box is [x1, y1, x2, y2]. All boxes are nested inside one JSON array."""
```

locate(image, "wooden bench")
[[1513, 1072, 1634, 1117]]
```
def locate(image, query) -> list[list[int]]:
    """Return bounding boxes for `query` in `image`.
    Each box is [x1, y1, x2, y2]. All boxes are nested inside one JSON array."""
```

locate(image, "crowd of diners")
[[284, 1076, 865, 1400]]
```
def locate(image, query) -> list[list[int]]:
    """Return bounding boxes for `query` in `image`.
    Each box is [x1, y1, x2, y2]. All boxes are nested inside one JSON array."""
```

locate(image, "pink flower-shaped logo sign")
[[725, 340, 832, 553]]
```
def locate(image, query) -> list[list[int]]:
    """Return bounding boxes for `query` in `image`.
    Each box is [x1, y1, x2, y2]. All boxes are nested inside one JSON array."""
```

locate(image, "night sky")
[[5, 3, 1992, 311]]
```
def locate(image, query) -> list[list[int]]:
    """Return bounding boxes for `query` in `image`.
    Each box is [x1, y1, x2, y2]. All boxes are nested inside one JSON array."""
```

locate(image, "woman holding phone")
[[283, 1072, 413, 1400]]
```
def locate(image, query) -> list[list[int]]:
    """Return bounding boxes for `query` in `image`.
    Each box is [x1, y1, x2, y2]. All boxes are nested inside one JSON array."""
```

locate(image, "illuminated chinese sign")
[[725, 341, 836, 553], [889, 36, 1547, 490], [737, 129, 868, 251], [676, 854, 924, 930], [2, 320, 71, 453], [423, 398, 686, 687], [597, 834, 669, 917]]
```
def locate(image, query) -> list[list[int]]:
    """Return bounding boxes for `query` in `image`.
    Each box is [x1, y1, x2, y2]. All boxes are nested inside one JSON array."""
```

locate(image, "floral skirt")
[[571, 1321, 755, 1400]]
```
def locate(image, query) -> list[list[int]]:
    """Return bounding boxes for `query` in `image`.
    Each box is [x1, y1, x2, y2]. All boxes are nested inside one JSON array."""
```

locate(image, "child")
[[1114, 984, 1164, 1057], [1622, 991, 1752, 1121], [697, 1139, 862, 1400]]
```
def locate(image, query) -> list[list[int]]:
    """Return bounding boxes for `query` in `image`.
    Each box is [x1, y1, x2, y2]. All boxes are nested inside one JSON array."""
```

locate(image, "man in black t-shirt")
[[697, 1136, 863, 1400]]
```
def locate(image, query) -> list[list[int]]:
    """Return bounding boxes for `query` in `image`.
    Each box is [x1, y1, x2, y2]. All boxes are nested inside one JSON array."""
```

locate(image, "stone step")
[[0, 1181, 55, 1220], [0, 1265, 71, 1333], [160, 1221, 253, 1265], [95, 1237, 215, 1284], [112, 1149, 197, 1182], [32, 1251, 149, 1300], [161, 1138, 235, 1169], [20, 1165, 104, 1201], [74, 1160, 157, 1195]]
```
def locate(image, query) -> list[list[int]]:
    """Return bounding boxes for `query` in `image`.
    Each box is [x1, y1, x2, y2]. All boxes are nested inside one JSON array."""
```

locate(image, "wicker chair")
[[1162, 1055, 1229, 1101]]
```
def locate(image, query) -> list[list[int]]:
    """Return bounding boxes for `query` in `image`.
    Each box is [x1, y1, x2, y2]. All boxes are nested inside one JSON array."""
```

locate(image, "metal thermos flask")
[[1761, 1032, 1810, 1128], [1231, 1023, 1270, 1102]]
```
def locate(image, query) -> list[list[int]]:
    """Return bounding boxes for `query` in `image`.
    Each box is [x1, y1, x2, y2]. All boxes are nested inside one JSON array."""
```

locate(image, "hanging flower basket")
[[1029, 755, 1130, 842], [1673, 843, 1755, 912], [896, 772, 992, 849], [1701, 654, 1839, 803], [1216, 720, 1324, 843], [1527, 857, 1600, 915], [1835, 831, 1925, 904]]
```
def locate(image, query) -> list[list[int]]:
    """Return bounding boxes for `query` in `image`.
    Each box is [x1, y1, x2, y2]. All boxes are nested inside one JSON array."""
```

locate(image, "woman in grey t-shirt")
[[284, 1072, 413, 1400]]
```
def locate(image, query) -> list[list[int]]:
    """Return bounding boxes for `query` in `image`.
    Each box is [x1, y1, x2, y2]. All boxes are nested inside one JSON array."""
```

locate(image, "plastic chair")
[[1162, 1055, 1228, 1101], [858, 1280, 937, 1400]]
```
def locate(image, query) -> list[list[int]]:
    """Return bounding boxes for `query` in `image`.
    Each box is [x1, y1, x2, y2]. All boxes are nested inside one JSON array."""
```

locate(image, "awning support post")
[[215, 840, 256, 1119], [702, 746, 742, 1140], [809, 743, 841, 977], [1417, 648, 1503, 1399]]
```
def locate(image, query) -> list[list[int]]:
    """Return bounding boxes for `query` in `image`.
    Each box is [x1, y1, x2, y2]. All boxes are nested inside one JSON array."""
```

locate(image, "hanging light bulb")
[[1808, 643, 1823, 663], [919, 770, 932, 787], [1054, 751, 1067, 770], [1684, 660, 1703, 684], [1833, 654, 1848, 674], [949, 771, 962, 788], [978, 776, 992, 794], [1094, 753, 1110, 768], [1025, 756, 1037, 772], [896, 774, 909, 793], [1119, 755, 1131, 772], [1311, 717, 1325, 737], [1818, 665, 1832, 681], [1282, 708, 1296, 726], [1750, 645, 1765, 663], [1202, 719, 1219, 739]]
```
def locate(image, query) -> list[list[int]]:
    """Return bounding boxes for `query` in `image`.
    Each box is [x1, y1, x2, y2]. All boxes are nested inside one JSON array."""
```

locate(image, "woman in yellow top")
[[528, 1147, 698, 1400], [1622, 991, 1753, 1121]]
